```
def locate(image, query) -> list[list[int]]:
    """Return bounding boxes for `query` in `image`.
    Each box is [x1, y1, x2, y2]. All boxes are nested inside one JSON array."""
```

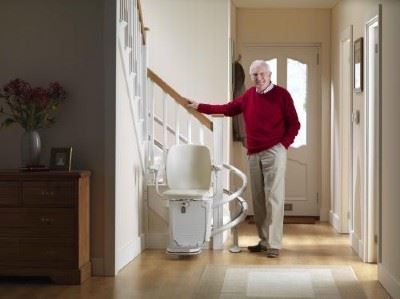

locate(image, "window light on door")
[[287, 58, 307, 148], [265, 58, 277, 84]]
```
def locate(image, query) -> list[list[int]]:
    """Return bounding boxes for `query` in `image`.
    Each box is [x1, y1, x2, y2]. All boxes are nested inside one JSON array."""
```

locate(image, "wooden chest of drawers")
[[0, 170, 90, 284]]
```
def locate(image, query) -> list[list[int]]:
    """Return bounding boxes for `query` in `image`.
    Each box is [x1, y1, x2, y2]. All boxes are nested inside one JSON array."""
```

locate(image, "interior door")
[[242, 45, 321, 216]]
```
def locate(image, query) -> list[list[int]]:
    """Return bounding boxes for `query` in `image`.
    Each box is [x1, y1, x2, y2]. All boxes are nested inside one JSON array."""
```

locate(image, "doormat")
[[194, 265, 367, 299], [246, 216, 318, 224]]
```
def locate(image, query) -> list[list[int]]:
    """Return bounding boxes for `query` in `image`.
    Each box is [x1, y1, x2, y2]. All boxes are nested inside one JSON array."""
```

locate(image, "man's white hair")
[[249, 60, 271, 74]]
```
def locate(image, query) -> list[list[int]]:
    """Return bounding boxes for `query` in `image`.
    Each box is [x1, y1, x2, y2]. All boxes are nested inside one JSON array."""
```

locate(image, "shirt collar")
[[256, 82, 275, 94]]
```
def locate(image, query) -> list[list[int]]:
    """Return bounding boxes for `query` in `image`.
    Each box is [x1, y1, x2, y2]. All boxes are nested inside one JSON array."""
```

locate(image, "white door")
[[243, 45, 321, 216]]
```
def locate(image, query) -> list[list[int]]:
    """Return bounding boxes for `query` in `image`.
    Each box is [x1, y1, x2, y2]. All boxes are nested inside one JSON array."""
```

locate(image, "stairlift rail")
[[211, 190, 248, 236], [210, 163, 248, 237], [211, 164, 247, 208]]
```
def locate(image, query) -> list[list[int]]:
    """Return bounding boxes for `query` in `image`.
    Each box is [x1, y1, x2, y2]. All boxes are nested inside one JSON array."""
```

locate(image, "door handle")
[[352, 110, 360, 124]]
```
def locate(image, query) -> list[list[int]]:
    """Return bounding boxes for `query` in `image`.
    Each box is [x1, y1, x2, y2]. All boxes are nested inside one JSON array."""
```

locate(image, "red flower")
[[0, 79, 67, 130]]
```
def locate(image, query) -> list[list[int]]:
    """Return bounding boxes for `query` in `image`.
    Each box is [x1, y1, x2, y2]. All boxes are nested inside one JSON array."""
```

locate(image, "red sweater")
[[198, 85, 300, 154]]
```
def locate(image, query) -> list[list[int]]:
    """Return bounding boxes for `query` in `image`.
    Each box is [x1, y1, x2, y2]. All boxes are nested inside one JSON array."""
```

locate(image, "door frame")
[[363, 5, 382, 263], [332, 26, 353, 234]]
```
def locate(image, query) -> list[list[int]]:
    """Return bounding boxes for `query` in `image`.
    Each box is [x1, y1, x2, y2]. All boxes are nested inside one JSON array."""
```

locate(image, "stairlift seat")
[[162, 189, 211, 199], [165, 144, 211, 191]]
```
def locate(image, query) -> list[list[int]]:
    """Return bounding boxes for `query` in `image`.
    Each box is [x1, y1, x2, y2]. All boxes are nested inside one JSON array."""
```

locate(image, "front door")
[[242, 45, 321, 216]]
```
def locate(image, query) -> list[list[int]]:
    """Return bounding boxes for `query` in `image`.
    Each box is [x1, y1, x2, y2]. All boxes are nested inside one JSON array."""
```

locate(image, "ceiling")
[[232, 0, 339, 9]]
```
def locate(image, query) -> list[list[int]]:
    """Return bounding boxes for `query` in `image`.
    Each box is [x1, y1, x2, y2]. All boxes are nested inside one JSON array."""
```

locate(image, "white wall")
[[380, 1, 400, 297], [235, 8, 331, 220], [332, 0, 400, 297], [115, 42, 145, 273], [0, 0, 115, 275]]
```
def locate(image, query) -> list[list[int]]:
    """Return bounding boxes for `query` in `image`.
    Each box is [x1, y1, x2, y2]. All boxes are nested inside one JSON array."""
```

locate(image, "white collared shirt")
[[257, 82, 275, 94]]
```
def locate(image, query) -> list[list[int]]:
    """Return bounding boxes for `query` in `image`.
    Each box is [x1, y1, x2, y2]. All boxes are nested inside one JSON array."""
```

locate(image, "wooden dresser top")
[[0, 170, 91, 179]]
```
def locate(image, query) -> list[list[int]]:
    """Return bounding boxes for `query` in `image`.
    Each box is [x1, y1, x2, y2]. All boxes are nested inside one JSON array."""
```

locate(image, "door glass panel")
[[287, 58, 307, 148], [265, 58, 277, 84]]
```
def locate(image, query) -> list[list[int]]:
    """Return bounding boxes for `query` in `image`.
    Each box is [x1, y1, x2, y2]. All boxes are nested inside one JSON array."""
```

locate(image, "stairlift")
[[155, 144, 248, 255]]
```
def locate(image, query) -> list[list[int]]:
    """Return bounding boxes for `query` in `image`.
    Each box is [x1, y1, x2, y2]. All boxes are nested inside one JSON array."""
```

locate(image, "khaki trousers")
[[248, 143, 287, 249]]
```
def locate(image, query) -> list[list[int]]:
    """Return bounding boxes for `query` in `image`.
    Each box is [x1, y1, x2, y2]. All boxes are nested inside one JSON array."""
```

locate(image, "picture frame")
[[354, 37, 363, 92], [49, 147, 72, 171]]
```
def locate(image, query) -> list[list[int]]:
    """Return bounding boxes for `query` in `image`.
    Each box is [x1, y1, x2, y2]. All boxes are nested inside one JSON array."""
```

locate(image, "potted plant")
[[0, 79, 67, 167]]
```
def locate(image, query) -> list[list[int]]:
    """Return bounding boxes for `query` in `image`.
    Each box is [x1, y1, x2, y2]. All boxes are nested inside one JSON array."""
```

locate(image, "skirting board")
[[358, 239, 364, 261], [115, 235, 145, 274], [329, 210, 341, 232], [350, 232, 364, 261], [378, 263, 400, 299], [320, 207, 330, 221], [91, 258, 105, 276]]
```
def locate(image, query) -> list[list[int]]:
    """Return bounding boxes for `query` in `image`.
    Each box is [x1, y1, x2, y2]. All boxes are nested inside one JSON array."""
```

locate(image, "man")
[[187, 60, 300, 258]]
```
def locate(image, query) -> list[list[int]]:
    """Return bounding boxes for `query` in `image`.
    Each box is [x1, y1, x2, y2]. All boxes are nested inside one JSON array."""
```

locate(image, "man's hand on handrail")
[[185, 98, 199, 110]]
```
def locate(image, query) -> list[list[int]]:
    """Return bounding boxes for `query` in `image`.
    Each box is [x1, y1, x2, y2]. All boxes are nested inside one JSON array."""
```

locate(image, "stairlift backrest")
[[166, 144, 212, 190]]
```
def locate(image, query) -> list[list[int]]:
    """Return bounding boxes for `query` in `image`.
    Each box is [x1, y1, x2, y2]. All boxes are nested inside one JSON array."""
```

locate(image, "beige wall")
[[380, 1, 400, 297], [142, 0, 233, 244], [235, 8, 331, 220], [142, 0, 231, 105], [332, 0, 400, 297], [0, 0, 115, 275], [331, 0, 376, 247]]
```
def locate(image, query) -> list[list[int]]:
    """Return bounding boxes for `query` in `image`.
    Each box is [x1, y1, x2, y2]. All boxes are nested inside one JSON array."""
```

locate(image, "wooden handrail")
[[137, 0, 147, 45], [147, 68, 213, 131]]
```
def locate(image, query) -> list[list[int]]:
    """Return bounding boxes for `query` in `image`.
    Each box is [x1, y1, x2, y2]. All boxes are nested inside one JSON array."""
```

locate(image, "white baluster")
[[175, 106, 180, 145], [199, 126, 204, 145], [137, 10, 140, 94], [125, 0, 128, 22], [129, 0, 133, 74], [132, 1, 136, 79], [141, 46, 147, 147], [122, 0, 125, 21], [119, 0, 122, 22], [212, 117, 224, 249], [162, 93, 168, 160], [187, 115, 192, 144], [141, 45, 147, 124], [147, 80, 155, 167]]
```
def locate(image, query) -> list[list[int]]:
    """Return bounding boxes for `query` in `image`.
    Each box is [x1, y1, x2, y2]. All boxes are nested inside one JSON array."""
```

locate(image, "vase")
[[21, 130, 42, 167]]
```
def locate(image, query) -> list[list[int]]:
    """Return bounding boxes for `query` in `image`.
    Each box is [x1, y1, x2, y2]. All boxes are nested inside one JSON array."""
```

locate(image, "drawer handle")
[[40, 217, 54, 225]]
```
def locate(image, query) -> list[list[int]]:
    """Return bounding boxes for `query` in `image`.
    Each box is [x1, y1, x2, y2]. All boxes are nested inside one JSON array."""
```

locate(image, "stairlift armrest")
[[154, 163, 165, 198], [211, 190, 248, 236], [212, 163, 247, 208], [222, 163, 247, 195]]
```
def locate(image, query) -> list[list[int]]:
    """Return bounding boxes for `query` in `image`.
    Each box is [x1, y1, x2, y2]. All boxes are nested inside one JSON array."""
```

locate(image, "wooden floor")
[[0, 222, 392, 299]]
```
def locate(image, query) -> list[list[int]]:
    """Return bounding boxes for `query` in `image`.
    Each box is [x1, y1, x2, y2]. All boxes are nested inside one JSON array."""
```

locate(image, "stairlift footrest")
[[166, 247, 202, 255]]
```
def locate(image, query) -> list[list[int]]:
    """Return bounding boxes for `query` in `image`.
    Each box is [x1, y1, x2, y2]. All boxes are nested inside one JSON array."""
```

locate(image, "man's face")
[[250, 65, 271, 91]]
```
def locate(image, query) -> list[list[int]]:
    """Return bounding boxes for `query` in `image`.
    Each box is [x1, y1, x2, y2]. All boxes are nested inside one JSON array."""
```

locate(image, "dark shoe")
[[247, 243, 267, 252], [266, 248, 280, 258]]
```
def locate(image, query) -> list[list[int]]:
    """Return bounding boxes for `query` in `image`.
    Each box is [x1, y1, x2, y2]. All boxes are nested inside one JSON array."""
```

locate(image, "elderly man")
[[187, 60, 300, 258]]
